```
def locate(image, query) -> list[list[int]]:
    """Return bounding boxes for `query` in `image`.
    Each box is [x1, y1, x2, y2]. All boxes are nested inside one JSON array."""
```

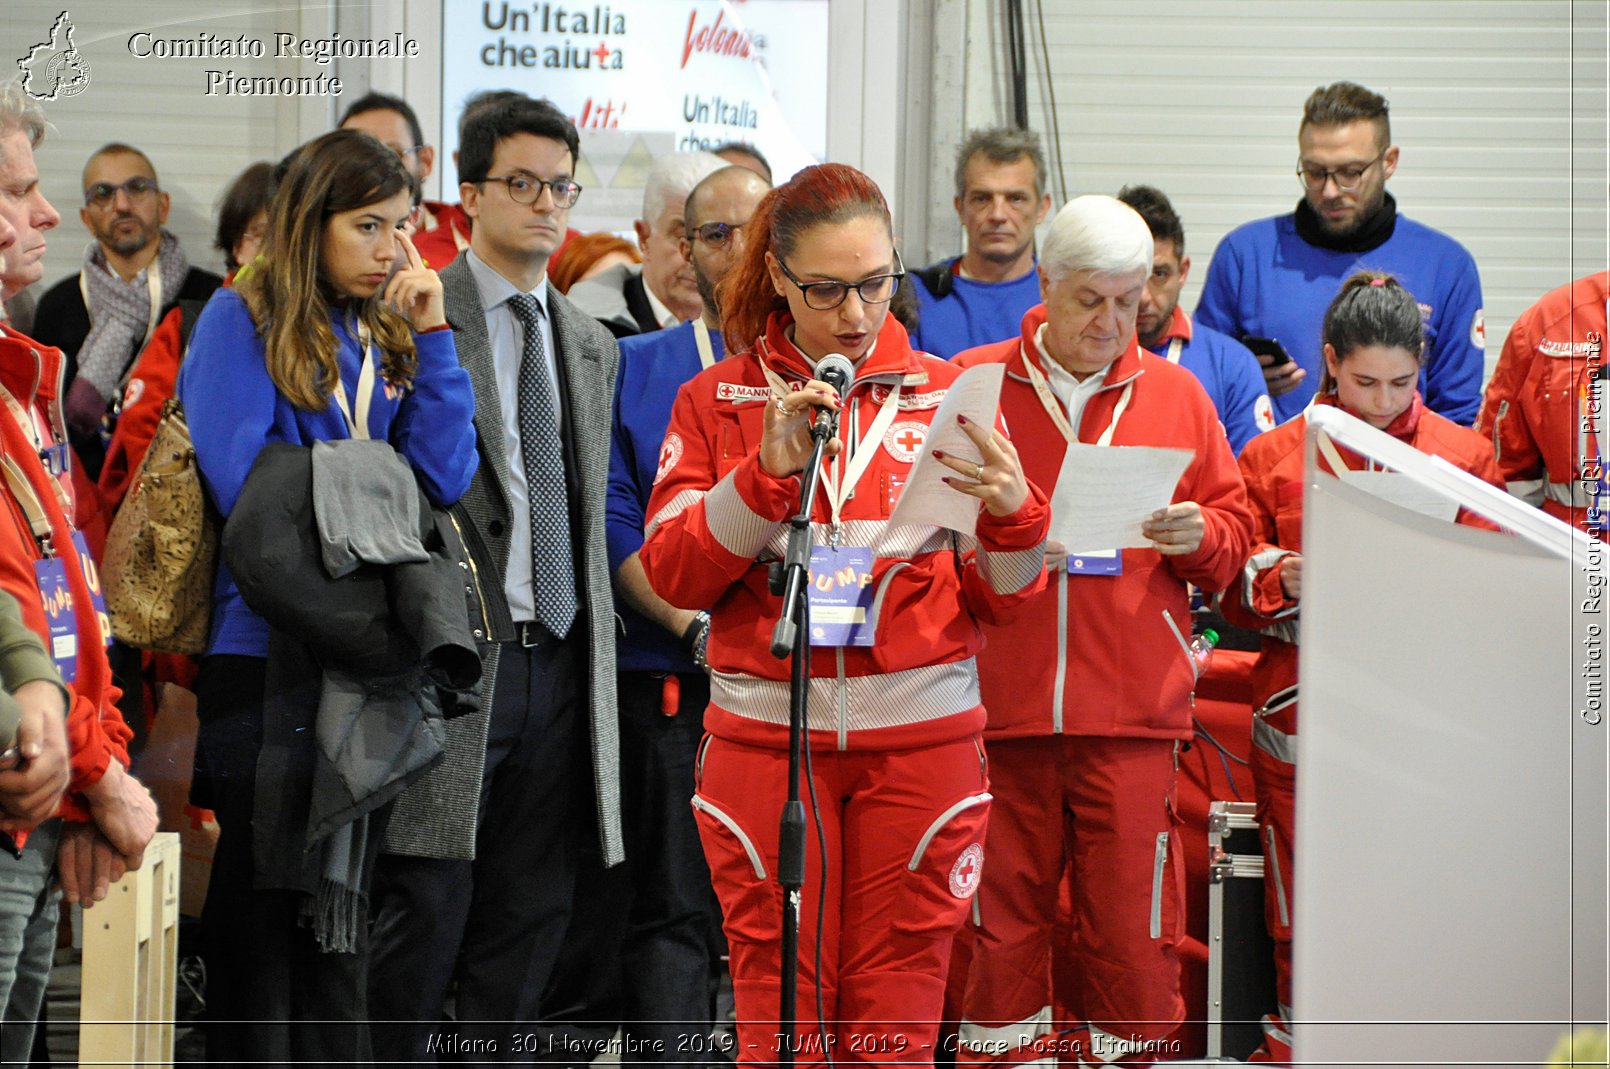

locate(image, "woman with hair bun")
[[1221, 270, 1502, 1064], [640, 162, 1049, 1061]]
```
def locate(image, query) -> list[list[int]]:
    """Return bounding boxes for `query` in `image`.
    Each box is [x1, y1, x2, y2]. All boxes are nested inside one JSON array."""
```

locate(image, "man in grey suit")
[[367, 93, 622, 1063]]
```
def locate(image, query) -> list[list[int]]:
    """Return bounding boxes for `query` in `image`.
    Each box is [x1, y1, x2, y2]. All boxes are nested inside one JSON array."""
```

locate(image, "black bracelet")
[[682, 610, 711, 670]]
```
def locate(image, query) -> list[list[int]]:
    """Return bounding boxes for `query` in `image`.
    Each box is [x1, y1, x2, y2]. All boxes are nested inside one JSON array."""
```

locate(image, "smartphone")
[[1242, 335, 1297, 370]]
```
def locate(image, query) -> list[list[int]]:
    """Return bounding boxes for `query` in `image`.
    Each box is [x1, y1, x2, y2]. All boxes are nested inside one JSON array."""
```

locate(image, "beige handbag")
[[102, 397, 218, 655]]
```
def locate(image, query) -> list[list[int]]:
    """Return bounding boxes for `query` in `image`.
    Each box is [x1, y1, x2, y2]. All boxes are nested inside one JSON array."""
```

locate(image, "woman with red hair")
[[640, 163, 1049, 1062]]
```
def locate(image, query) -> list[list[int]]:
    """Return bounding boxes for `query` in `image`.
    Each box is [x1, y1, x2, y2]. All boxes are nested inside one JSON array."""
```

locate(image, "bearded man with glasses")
[[32, 142, 221, 473], [1197, 80, 1486, 426]]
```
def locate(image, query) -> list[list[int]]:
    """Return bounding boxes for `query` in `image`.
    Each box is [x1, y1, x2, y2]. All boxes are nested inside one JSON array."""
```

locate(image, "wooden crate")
[[78, 831, 180, 1068]]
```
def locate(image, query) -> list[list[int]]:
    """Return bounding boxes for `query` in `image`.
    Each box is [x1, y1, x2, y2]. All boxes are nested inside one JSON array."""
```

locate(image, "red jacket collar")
[[1154, 305, 1193, 345], [0, 325, 66, 426], [1313, 391, 1425, 456], [757, 311, 926, 385], [1006, 303, 1145, 389]]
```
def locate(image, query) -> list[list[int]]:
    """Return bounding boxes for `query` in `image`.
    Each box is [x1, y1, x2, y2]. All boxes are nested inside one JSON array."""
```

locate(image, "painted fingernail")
[[957, 414, 969, 425], [933, 450, 946, 460]]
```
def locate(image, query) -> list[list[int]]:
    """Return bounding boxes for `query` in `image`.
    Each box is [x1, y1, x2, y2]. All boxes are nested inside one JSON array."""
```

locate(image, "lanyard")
[[1021, 339, 1134, 448], [329, 319, 378, 440], [693, 319, 717, 370], [0, 386, 73, 523], [757, 353, 903, 531], [79, 265, 163, 349], [1164, 338, 1183, 364]]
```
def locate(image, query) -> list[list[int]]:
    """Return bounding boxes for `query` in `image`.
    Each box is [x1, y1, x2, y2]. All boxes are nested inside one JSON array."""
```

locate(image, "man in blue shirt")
[[603, 162, 770, 1053], [1118, 184, 1275, 454], [1195, 81, 1486, 425], [911, 126, 1051, 359]]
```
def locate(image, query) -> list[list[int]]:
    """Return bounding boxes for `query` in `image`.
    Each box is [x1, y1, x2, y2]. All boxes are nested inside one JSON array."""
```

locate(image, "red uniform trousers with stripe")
[[959, 736, 1184, 1066], [693, 732, 991, 1068]]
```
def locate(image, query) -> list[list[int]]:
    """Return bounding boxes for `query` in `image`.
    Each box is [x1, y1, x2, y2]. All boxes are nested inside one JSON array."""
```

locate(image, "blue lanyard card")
[[807, 545, 876, 647], [34, 556, 79, 683], [1065, 548, 1123, 576], [71, 531, 113, 648]]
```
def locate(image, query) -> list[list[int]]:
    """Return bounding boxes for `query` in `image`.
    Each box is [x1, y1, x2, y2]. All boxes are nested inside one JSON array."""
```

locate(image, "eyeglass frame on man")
[[84, 176, 161, 208], [776, 250, 906, 311], [1295, 151, 1387, 193], [479, 172, 584, 208], [685, 220, 746, 249]]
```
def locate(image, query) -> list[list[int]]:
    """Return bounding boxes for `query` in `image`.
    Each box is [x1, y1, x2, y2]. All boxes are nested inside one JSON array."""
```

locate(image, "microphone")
[[810, 353, 855, 441]]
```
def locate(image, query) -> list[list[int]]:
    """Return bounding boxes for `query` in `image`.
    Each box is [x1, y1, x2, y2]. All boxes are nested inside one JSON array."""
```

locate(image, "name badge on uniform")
[[71, 531, 113, 648], [1065, 548, 1123, 576], [807, 546, 876, 647], [34, 556, 80, 682]]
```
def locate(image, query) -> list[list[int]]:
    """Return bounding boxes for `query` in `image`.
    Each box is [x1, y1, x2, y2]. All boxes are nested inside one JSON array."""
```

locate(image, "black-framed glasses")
[[84, 177, 159, 207], [686, 221, 745, 248], [777, 251, 905, 311], [1296, 152, 1385, 193], [481, 173, 583, 208]]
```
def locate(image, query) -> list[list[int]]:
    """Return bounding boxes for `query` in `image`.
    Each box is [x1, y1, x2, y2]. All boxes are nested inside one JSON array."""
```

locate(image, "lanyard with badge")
[[0, 388, 110, 682], [692, 319, 718, 371], [330, 318, 379, 439], [758, 351, 901, 645], [1022, 341, 1135, 576]]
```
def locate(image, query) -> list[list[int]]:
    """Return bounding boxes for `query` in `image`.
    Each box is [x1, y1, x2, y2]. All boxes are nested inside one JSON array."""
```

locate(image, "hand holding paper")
[[888, 363, 1006, 535], [1047, 442, 1194, 552]]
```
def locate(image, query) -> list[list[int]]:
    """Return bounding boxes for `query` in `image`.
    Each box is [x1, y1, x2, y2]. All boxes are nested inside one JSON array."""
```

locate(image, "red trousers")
[[693, 732, 991, 1068], [1249, 731, 1296, 1064], [959, 736, 1185, 1065]]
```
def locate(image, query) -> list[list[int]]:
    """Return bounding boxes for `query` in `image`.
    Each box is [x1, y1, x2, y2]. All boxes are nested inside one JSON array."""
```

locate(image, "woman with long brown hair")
[[640, 162, 1049, 1063], [175, 128, 476, 1065]]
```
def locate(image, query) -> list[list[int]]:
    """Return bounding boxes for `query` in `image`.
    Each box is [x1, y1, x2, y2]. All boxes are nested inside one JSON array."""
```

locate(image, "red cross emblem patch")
[[883, 420, 928, 464], [949, 843, 984, 898], [654, 432, 684, 485]]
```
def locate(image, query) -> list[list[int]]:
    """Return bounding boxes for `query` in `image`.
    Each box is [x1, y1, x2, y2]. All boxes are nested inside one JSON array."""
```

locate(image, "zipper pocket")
[[1161, 607, 1196, 682], [907, 792, 993, 872], [691, 795, 768, 880], [1266, 824, 1290, 927]]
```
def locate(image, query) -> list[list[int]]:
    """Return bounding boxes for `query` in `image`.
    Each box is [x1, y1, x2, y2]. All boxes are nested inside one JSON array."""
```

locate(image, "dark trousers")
[[192, 655, 383, 1069], [542, 670, 718, 1064], [369, 633, 585, 1064]]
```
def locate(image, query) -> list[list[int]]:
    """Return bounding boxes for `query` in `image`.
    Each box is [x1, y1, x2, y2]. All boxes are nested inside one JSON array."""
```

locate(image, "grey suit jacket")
[[385, 254, 624, 866]]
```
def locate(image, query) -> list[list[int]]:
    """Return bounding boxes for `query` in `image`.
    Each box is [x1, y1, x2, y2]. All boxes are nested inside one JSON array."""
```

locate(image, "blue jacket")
[[911, 258, 1042, 360], [607, 321, 723, 672], [1143, 308, 1275, 455], [177, 288, 477, 657], [1195, 205, 1485, 425]]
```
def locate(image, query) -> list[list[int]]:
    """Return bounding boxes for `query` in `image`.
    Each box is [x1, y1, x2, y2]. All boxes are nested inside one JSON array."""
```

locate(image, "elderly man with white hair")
[[569, 150, 724, 337], [953, 195, 1252, 1066]]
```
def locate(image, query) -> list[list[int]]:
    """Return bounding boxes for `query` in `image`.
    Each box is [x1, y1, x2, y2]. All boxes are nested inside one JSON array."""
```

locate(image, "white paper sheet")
[[886, 363, 1006, 536], [1338, 469, 1459, 523], [1047, 442, 1194, 550]]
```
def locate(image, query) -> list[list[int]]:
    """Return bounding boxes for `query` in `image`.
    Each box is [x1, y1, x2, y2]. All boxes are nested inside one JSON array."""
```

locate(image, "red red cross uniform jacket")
[[640, 312, 1048, 1065], [0, 325, 130, 843], [1476, 271, 1610, 537]]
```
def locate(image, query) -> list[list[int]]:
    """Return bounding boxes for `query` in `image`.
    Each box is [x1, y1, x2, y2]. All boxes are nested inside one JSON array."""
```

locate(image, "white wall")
[[926, 0, 1610, 381]]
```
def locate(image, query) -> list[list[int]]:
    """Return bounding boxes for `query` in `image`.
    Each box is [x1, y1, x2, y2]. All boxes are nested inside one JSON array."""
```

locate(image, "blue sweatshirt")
[[911, 259, 1043, 360], [177, 288, 477, 657], [606, 321, 723, 673], [1195, 210, 1485, 425], [1143, 308, 1276, 455]]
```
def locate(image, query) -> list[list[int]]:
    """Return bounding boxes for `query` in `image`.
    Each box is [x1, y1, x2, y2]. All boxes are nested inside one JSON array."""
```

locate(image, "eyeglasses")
[[1296, 153, 1386, 193], [84, 177, 159, 207], [777, 251, 905, 311], [481, 173, 583, 208], [686, 221, 746, 248]]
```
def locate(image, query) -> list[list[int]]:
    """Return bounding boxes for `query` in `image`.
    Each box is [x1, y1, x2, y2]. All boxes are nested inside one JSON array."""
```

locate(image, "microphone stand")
[[767, 412, 835, 1066]]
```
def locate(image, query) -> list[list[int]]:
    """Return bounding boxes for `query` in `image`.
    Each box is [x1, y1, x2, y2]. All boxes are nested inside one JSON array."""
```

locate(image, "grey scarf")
[[76, 229, 190, 399]]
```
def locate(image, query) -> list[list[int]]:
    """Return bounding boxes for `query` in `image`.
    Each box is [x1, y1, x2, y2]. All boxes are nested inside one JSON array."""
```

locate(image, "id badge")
[[806, 546, 876, 647], [33, 556, 79, 683], [71, 531, 113, 648], [1065, 548, 1123, 576]]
